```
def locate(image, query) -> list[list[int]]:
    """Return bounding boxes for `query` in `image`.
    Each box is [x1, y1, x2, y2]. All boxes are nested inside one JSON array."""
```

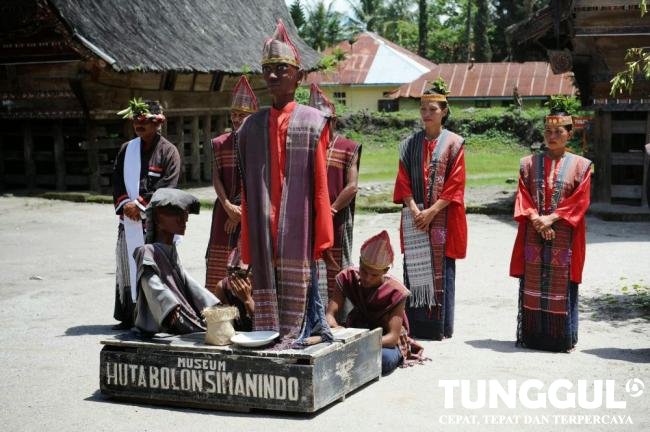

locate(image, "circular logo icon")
[[625, 379, 645, 398]]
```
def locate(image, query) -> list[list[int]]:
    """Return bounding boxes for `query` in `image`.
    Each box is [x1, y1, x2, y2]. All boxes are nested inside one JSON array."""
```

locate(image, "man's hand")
[[323, 249, 340, 272], [229, 276, 252, 304], [123, 201, 141, 221], [224, 218, 239, 235]]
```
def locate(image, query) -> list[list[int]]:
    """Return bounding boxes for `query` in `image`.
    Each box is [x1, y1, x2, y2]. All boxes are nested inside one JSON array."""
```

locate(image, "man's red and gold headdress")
[[360, 231, 394, 271], [262, 19, 301, 68], [231, 76, 258, 113]]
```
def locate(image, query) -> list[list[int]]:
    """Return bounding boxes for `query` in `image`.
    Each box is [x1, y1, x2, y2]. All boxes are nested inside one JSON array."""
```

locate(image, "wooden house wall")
[[0, 60, 270, 193], [0, 0, 277, 193], [571, 2, 650, 205]]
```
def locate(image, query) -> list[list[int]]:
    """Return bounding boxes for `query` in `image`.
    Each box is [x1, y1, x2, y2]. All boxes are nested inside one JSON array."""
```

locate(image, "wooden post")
[[592, 111, 610, 204], [601, 112, 612, 204], [641, 111, 650, 207], [86, 122, 100, 192], [175, 117, 185, 182], [190, 116, 201, 182], [202, 114, 212, 181], [53, 122, 66, 191], [23, 121, 35, 190]]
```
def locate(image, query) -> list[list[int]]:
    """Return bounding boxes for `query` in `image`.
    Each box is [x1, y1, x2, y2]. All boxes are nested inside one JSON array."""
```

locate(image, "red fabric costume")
[[510, 155, 591, 284], [240, 101, 333, 263], [393, 137, 467, 259]]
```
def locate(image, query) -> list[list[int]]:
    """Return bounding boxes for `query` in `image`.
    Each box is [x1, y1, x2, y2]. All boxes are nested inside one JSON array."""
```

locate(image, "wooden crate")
[[99, 327, 381, 413]]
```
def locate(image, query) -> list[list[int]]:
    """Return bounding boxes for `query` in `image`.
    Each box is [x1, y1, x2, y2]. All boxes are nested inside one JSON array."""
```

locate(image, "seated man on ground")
[[213, 248, 254, 331], [134, 188, 220, 335], [326, 231, 424, 375]]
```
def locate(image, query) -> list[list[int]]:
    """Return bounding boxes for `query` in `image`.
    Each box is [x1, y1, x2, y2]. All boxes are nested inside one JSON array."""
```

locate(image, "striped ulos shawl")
[[520, 152, 591, 339], [205, 132, 240, 293], [237, 104, 327, 342], [399, 129, 464, 313], [319, 135, 361, 302]]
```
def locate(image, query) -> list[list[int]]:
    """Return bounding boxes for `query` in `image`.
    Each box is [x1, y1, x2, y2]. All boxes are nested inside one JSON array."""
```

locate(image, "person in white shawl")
[[111, 99, 181, 330]]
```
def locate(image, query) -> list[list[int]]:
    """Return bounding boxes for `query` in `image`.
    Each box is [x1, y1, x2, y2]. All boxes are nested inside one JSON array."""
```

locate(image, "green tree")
[[463, 0, 472, 61], [473, 0, 491, 61], [347, 0, 385, 32], [425, 0, 470, 63], [303, 1, 344, 51], [289, 0, 306, 34], [379, 0, 418, 52]]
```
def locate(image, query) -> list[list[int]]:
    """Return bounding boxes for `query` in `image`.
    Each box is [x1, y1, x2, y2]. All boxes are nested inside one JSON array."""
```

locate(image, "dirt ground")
[[0, 196, 648, 432]]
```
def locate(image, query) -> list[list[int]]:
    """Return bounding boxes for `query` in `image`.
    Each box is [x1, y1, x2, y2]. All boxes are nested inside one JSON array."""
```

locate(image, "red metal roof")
[[306, 32, 436, 85], [390, 62, 576, 99]]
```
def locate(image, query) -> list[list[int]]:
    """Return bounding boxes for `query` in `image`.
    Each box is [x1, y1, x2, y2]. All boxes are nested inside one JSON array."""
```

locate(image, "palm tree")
[[347, 0, 385, 32]]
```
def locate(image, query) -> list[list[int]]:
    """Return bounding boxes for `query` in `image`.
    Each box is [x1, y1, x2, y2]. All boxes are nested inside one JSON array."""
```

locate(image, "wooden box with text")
[[99, 327, 381, 413]]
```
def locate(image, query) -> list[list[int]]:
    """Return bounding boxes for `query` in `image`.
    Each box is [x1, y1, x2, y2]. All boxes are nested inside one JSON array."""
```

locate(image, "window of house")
[[333, 91, 346, 106], [475, 100, 491, 108], [378, 99, 398, 112]]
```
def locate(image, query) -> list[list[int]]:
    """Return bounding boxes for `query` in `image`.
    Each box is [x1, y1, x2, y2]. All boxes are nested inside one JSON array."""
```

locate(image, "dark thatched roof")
[[49, 0, 320, 73]]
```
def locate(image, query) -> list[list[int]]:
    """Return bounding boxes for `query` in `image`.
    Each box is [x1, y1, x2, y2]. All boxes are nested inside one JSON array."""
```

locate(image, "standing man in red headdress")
[[308, 84, 361, 317], [237, 20, 335, 347], [205, 76, 258, 294]]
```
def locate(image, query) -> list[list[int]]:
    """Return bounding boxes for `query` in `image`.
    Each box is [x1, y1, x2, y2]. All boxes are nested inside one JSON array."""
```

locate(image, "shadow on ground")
[[465, 339, 532, 353], [64, 324, 119, 336], [581, 348, 650, 363]]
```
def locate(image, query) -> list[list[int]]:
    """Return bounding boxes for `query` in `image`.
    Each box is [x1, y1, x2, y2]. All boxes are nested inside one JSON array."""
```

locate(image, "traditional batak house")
[[508, 0, 650, 206], [0, 0, 319, 192]]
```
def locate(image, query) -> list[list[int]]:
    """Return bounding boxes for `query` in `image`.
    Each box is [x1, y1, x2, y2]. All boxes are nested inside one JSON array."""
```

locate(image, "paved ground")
[[0, 197, 648, 432]]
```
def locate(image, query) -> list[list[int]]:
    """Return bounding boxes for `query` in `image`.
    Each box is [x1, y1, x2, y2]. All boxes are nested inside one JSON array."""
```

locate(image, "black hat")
[[144, 188, 200, 243]]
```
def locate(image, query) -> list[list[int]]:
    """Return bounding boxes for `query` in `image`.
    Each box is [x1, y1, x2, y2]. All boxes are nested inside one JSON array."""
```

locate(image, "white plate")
[[230, 331, 279, 347]]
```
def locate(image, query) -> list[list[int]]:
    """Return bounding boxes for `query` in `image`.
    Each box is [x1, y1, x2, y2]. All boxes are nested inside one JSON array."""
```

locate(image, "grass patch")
[[465, 131, 527, 187], [345, 127, 527, 186], [356, 191, 400, 213]]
